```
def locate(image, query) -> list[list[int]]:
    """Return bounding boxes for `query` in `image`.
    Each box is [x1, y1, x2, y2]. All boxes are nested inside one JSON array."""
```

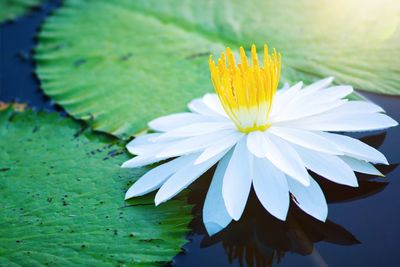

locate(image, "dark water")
[[0, 0, 61, 111], [1, 3, 399, 267]]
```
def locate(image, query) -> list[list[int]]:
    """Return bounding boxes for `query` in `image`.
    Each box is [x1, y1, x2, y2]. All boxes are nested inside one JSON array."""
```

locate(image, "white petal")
[[301, 77, 334, 94], [269, 126, 342, 154], [271, 84, 352, 122], [202, 93, 227, 117], [153, 122, 234, 142], [317, 132, 388, 164], [293, 145, 358, 187], [280, 112, 397, 132], [288, 176, 328, 222], [280, 82, 290, 91], [222, 138, 253, 221], [322, 101, 385, 116], [126, 133, 161, 155], [203, 151, 233, 235], [126, 135, 177, 156], [125, 154, 198, 199], [340, 156, 383, 176], [188, 98, 219, 116], [253, 157, 289, 220], [246, 131, 269, 158], [149, 112, 213, 132], [277, 81, 303, 99], [270, 99, 346, 122], [163, 94, 227, 120], [262, 132, 310, 186], [157, 129, 236, 158], [195, 132, 244, 164], [270, 82, 303, 117], [121, 153, 168, 168], [314, 85, 353, 99], [154, 149, 228, 205], [343, 101, 385, 113]]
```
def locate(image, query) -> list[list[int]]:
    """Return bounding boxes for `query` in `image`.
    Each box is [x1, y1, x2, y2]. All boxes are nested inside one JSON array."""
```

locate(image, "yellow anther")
[[209, 44, 282, 133]]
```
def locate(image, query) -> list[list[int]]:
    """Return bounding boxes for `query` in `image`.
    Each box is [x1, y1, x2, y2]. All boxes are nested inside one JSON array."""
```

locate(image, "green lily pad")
[[0, 0, 41, 23], [35, 0, 400, 138], [0, 107, 191, 266]]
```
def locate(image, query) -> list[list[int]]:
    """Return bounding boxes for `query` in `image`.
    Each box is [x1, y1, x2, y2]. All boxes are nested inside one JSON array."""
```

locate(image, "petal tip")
[[374, 155, 389, 165], [350, 179, 359, 188], [124, 193, 133, 200], [204, 222, 225, 236], [193, 156, 206, 165], [125, 186, 141, 200], [154, 191, 167, 206], [274, 212, 288, 221], [297, 176, 311, 187], [316, 213, 328, 222], [203, 92, 216, 98], [223, 200, 242, 221], [230, 214, 241, 221], [147, 121, 157, 130], [154, 199, 162, 206], [121, 161, 130, 168]]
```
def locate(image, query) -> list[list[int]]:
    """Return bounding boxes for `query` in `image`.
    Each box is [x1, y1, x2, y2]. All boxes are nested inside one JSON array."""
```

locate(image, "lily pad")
[[0, 107, 191, 266], [0, 0, 41, 23], [35, 0, 400, 138]]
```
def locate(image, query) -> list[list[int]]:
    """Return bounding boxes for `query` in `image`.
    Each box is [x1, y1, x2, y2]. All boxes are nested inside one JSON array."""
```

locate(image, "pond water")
[[1, 2, 399, 266]]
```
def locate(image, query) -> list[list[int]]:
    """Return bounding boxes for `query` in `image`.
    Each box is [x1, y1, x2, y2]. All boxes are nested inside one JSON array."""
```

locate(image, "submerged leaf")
[[0, 108, 191, 266]]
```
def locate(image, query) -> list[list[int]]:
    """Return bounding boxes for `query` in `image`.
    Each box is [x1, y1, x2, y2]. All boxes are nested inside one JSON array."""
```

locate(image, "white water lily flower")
[[122, 44, 397, 236]]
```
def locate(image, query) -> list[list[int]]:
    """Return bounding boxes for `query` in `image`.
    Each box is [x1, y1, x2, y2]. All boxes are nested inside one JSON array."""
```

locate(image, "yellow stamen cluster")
[[209, 44, 281, 133]]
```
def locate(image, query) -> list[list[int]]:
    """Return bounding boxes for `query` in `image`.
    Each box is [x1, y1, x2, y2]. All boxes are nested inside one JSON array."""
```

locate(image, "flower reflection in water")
[[184, 131, 397, 267]]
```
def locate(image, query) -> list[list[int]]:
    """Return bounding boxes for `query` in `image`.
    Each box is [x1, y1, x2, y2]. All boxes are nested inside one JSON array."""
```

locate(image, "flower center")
[[209, 44, 281, 133]]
